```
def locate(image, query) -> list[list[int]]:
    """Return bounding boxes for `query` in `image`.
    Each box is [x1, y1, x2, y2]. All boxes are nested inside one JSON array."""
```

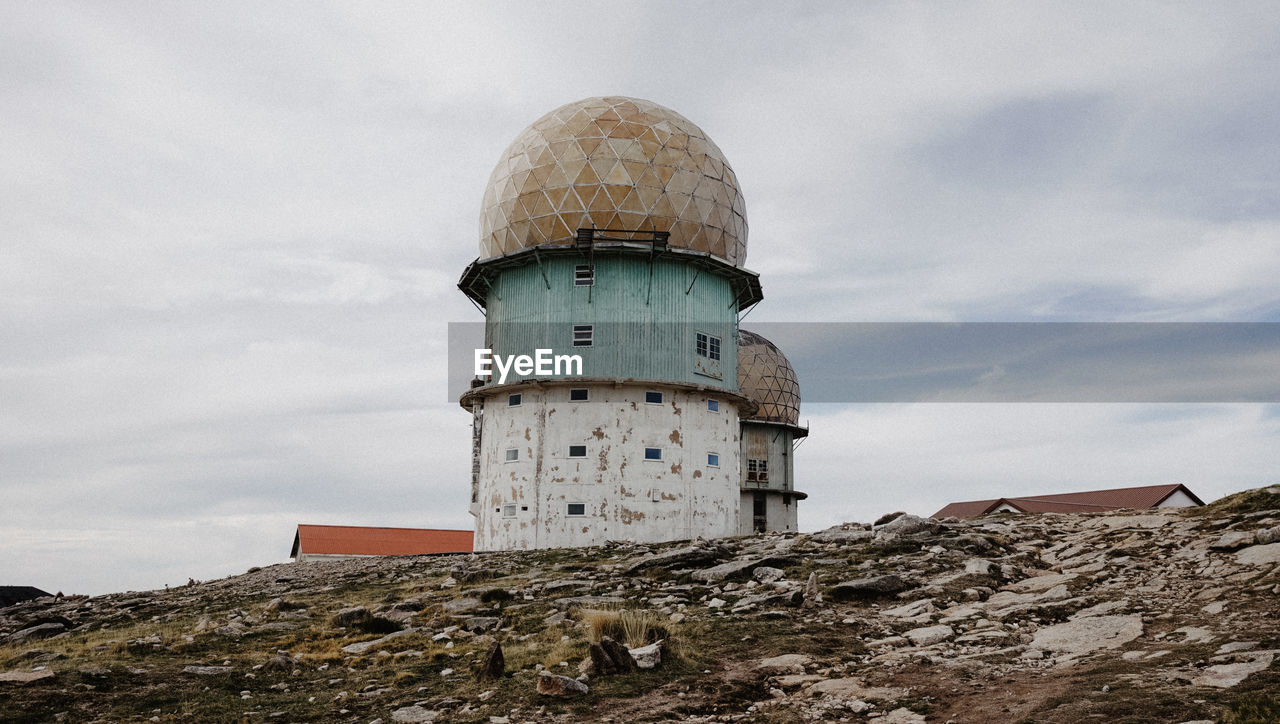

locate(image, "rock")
[[1192, 652, 1274, 688], [881, 598, 935, 620], [874, 514, 942, 537], [707, 597, 727, 608], [1209, 531, 1255, 550], [753, 566, 786, 584], [553, 595, 627, 608], [181, 665, 232, 675], [589, 636, 635, 675], [883, 707, 928, 723], [7, 623, 65, 644], [874, 511, 906, 526], [628, 640, 662, 669], [803, 571, 822, 608], [812, 525, 873, 544], [463, 616, 502, 632], [756, 653, 812, 674], [536, 671, 589, 697], [441, 598, 482, 614], [964, 559, 994, 575], [806, 677, 907, 700], [0, 669, 55, 684], [620, 543, 727, 574], [904, 624, 954, 647], [1234, 543, 1280, 567], [1029, 615, 1144, 655], [391, 705, 440, 722], [477, 641, 504, 681], [1255, 525, 1280, 545], [332, 606, 369, 627], [1003, 572, 1077, 593], [830, 574, 911, 601], [341, 628, 417, 655]]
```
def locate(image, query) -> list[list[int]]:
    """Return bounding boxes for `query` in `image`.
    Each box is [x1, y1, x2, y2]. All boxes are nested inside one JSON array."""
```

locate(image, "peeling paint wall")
[[737, 490, 799, 535], [473, 384, 740, 550]]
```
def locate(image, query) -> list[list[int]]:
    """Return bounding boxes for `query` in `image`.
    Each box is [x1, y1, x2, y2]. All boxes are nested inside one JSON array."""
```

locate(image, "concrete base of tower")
[[469, 381, 744, 550], [738, 488, 806, 535]]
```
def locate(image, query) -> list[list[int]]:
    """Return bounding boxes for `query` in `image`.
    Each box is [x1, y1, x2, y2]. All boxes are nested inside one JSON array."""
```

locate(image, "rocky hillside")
[[3, 487, 1279, 723]]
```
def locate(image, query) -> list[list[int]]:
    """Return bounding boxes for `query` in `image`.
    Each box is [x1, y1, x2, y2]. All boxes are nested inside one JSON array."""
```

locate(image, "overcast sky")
[[4, 1, 1279, 595]]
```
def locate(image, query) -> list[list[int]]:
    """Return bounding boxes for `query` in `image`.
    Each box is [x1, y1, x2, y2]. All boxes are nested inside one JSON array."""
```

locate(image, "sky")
[[3, 1, 1279, 595]]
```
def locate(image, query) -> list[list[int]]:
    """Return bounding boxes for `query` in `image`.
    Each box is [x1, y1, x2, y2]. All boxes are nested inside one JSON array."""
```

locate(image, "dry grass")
[[581, 607, 673, 650]]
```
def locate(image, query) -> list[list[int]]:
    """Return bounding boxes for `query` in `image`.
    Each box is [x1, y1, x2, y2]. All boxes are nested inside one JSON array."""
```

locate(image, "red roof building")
[[290, 525, 473, 562], [932, 483, 1204, 519]]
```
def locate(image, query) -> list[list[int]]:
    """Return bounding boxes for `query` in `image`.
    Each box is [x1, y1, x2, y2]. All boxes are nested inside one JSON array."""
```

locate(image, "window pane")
[[572, 324, 592, 347], [707, 399, 719, 412], [568, 445, 586, 457], [574, 265, 594, 286], [695, 332, 708, 356], [505, 448, 518, 461], [569, 388, 588, 401], [508, 393, 521, 406], [644, 447, 662, 460], [567, 503, 585, 516], [708, 453, 719, 467], [645, 391, 663, 404], [709, 336, 721, 360]]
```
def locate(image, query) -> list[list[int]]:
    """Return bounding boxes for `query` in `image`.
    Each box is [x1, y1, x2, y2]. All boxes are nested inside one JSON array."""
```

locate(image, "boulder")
[[1192, 652, 1274, 688], [341, 627, 417, 655], [874, 514, 942, 537], [904, 624, 954, 647], [620, 543, 727, 574], [1209, 531, 1256, 550], [756, 653, 812, 674], [589, 636, 635, 675], [181, 665, 232, 675], [537, 671, 589, 697], [477, 641, 504, 681], [6, 623, 65, 644], [441, 598, 482, 614], [462, 616, 502, 632], [332, 606, 369, 627], [812, 525, 873, 544], [0, 669, 55, 684], [1029, 615, 1143, 655], [1255, 525, 1280, 545], [391, 705, 440, 722], [753, 566, 786, 584], [830, 575, 912, 601], [628, 640, 662, 669], [803, 572, 822, 608], [1235, 543, 1280, 567]]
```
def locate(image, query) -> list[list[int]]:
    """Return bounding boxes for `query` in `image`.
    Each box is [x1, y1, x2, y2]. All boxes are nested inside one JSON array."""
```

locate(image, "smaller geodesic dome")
[[737, 330, 801, 427]]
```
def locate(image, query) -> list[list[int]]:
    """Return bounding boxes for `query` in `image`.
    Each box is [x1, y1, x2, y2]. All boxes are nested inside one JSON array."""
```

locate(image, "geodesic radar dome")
[[479, 96, 748, 265], [738, 330, 801, 426]]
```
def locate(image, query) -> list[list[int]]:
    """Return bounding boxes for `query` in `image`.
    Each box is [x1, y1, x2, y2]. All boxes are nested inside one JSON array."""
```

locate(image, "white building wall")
[[737, 491, 799, 535], [472, 384, 741, 550], [1155, 489, 1199, 508]]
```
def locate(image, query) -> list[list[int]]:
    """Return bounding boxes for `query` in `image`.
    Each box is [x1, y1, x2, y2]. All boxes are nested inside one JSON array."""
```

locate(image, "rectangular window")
[[568, 444, 587, 458], [747, 458, 770, 481], [707, 399, 719, 412], [574, 265, 594, 286], [502, 504, 517, 518], [707, 453, 719, 467], [644, 447, 663, 461], [505, 448, 519, 462], [645, 390, 663, 404], [569, 388, 589, 401], [572, 324, 593, 347], [695, 332, 721, 361], [567, 503, 586, 516], [508, 393, 522, 406]]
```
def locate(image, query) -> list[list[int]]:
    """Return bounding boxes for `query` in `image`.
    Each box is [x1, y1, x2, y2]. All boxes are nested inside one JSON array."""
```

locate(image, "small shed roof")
[[933, 483, 1204, 519], [291, 525, 473, 558]]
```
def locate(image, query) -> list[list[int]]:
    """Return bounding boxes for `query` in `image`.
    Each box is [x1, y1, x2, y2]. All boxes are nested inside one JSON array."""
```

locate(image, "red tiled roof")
[[932, 484, 1203, 519], [291, 525, 473, 557]]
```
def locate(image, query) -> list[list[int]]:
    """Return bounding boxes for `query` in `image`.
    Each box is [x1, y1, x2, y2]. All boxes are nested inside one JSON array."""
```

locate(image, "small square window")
[[644, 447, 663, 461], [568, 445, 587, 458], [572, 324, 593, 347], [695, 332, 721, 361], [505, 448, 519, 462], [508, 393, 522, 407], [707, 399, 719, 412], [567, 503, 586, 516], [574, 265, 594, 287], [569, 388, 589, 401], [502, 504, 516, 518], [707, 453, 719, 467], [645, 390, 663, 404]]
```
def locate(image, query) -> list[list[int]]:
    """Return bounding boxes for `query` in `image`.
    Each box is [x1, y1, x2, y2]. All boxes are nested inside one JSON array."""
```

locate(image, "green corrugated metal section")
[[740, 422, 794, 491], [483, 254, 739, 390]]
